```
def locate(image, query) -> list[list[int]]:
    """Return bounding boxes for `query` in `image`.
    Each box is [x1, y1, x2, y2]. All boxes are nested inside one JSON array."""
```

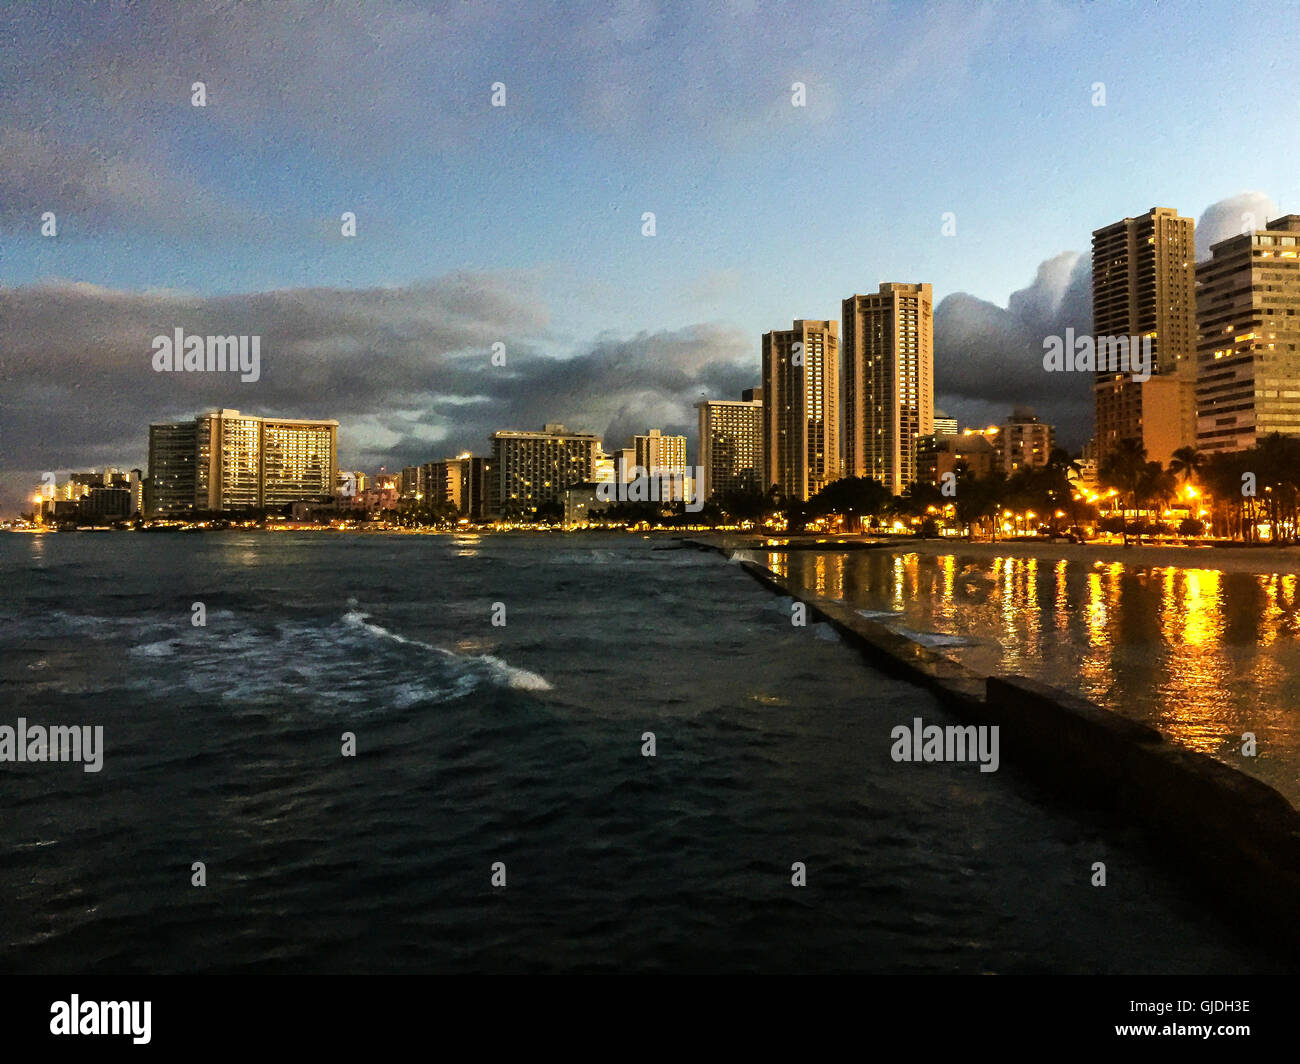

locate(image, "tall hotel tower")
[[1197, 215, 1300, 453], [842, 283, 933, 495], [1091, 207, 1197, 466], [761, 320, 839, 501], [696, 393, 763, 500]]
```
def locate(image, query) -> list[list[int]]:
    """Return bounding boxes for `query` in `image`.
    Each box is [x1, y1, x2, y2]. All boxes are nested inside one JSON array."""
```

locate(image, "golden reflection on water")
[[1079, 570, 1112, 699], [1054, 560, 1069, 632], [813, 553, 829, 596], [1154, 567, 1230, 750], [778, 548, 1300, 800]]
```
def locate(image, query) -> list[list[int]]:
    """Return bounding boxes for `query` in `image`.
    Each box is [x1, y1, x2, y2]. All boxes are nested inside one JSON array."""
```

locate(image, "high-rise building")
[[933, 409, 958, 437], [411, 455, 493, 519], [999, 407, 1055, 474], [79, 487, 132, 522], [195, 409, 262, 510], [415, 460, 456, 513], [338, 470, 367, 495], [761, 319, 839, 500], [462, 455, 494, 521], [148, 410, 337, 513], [400, 465, 428, 506], [696, 397, 763, 500], [633, 429, 687, 476], [146, 421, 198, 515], [491, 424, 599, 518], [614, 447, 637, 483], [1196, 215, 1300, 454], [593, 450, 616, 484], [631, 429, 688, 501], [1091, 207, 1197, 466], [259, 416, 338, 509], [914, 434, 945, 485], [842, 283, 934, 495]]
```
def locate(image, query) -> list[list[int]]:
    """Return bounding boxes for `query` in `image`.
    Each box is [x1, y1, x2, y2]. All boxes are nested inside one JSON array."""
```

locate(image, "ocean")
[[0, 532, 1276, 973]]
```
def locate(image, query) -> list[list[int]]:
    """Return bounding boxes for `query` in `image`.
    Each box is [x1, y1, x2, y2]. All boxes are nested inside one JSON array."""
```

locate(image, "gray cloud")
[[935, 251, 1093, 449], [0, 126, 265, 237]]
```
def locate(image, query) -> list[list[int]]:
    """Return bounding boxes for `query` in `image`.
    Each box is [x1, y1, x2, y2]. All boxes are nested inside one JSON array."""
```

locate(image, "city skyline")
[[1, 190, 1282, 516], [3, 1, 1298, 514], [12, 194, 1293, 520]]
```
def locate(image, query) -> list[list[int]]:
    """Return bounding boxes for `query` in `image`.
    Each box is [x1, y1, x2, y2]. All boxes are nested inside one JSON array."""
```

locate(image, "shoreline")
[[692, 533, 1300, 576], [11, 522, 1300, 575], [884, 537, 1300, 575]]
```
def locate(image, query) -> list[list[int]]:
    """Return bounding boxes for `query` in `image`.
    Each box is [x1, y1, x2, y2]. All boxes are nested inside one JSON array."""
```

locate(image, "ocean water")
[[0, 532, 1278, 973], [758, 547, 1300, 804]]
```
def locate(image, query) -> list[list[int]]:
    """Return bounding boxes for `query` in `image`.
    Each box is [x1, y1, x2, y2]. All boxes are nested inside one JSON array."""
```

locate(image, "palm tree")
[[1099, 437, 1148, 546], [1138, 462, 1176, 541], [1168, 445, 1203, 488], [1170, 444, 1196, 483]]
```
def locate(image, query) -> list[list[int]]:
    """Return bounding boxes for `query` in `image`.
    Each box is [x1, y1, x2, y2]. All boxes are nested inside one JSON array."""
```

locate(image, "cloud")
[[935, 251, 1093, 449], [0, 126, 267, 237], [0, 274, 750, 514], [1196, 191, 1278, 261]]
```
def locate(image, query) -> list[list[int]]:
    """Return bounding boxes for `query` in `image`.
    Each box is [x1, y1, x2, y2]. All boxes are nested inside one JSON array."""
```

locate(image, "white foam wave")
[[893, 627, 974, 648], [342, 610, 552, 691], [130, 639, 178, 657], [854, 608, 903, 621]]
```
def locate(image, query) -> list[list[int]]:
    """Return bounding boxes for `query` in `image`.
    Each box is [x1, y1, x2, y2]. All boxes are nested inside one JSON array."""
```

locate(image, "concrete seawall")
[[689, 539, 1300, 958]]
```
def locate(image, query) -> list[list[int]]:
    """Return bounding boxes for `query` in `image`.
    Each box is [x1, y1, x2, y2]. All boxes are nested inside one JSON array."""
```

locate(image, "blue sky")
[[2, 0, 1297, 511]]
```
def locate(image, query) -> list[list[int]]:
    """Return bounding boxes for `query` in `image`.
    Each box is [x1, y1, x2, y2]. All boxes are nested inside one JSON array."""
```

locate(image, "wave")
[[853, 609, 974, 648], [891, 627, 975, 648], [341, 610, 552, 691], [130, 639, 179, 657]]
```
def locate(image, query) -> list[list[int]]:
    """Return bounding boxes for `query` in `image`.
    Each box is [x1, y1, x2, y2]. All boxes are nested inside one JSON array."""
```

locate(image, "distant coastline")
[[13, 525, 1300, 574]]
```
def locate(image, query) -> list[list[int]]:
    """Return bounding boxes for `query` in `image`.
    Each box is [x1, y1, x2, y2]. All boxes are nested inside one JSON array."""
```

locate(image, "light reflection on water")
[[777, 549, 1300, 804]]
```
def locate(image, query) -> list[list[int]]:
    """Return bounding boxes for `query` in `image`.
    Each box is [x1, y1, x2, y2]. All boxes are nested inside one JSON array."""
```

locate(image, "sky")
[[2, 0, 1298, 514]]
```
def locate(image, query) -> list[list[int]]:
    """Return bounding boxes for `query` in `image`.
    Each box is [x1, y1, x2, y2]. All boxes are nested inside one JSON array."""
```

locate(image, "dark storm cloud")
[[934, 251, 1093, 449]]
